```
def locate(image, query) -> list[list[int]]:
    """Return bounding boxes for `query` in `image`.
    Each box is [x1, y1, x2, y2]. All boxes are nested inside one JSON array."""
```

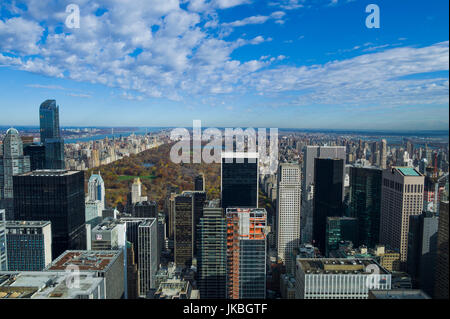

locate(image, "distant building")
[[379, 167, 424, 266], [39, 100, 64, 169], [91, 218, 126, 250], [132, 200, 157, 218], [88, 172, 105, 210], [226, 208, 267, 299], [13, 170, 86, 259], [130, 178, 147, 205], [6, 221, 52, 271], [194, 174, 205, 192], [23, 144, 46, 171], [46, 250, 124, 299], [295, 258, 391, 299], [221, 152, 258, 210]]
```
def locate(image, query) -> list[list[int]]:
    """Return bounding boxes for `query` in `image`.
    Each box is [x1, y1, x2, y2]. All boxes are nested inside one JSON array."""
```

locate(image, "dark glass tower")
[[12, 170, 86, 259], [312, 158, 344, 254], [349, 166, 382, 248], [39, 100, 65, 169], [221, 153, 258, 210], [197, 208, 227, 299], [325, 216, 358, 256], [194, 174, 205, 191]]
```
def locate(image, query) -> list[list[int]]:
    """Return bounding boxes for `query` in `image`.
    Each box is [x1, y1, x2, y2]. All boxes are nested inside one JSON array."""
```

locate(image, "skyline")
[[0, 0, 448, 129]]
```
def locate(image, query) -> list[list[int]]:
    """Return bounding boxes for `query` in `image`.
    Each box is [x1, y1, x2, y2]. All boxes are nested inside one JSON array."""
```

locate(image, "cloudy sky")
[[0, 0, 448, 129]]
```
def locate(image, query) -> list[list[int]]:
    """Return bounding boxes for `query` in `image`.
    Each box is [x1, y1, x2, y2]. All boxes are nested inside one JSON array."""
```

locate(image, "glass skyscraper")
[[349, 166, 382, 248], [12, 170, 86, 259], [221, 152, 258, 210], [39, 99, 65, 169], [312, 158, 344, 255]]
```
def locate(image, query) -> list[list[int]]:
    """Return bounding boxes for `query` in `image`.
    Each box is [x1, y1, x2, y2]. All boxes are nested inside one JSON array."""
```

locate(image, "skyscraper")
[[0, 128, 30, 219], [39, 100, 65, 169], [380, 139, 387, 169], [0, 209, 6, 271], [5, 221, 52, 271], [276, 163, 301, 273], [13, 170, 86, 258], [197, 207, 227, 299], [312, 158, 344, 254], [226, 208, 267, 299], [88, 172, 105, 209], [434, 201, 449, 299], [120, 217, 159, 297], [407, 211, 438, 297], [195, 174, 205, 192], [301, 146, 345, 243], [379, 167, 424, 266], [349, 166, 382, 248], [221, 152, 258, 210]]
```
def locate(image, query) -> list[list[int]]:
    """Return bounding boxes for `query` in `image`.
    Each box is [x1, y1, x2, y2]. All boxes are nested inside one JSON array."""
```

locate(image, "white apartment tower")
[[277, 163, 301, 273]]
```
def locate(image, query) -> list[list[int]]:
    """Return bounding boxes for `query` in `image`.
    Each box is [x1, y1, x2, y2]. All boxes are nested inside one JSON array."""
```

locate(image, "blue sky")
[[0, 0, 448, 129]]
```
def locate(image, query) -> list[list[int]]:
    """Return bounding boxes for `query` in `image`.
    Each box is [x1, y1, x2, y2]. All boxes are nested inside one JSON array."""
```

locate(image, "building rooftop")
[[297, 258, 389, 275], [92, 218, 124, 232], [46, 250, 122, 272], [20, 170, 79, 177], [369, 289, 430, 299], [0, 271, 103, 299], [6, 221, 51, 228], [396, 167, 421, 177]]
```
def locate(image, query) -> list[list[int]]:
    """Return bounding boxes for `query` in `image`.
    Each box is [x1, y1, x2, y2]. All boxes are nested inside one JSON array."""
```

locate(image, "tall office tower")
[[407, 211, 438, 297], [137, 219, 158, 296], [295, 258, 391, 299], [23, 144, 46, 171], [5, 221, 52, 271], [130, 177, 147, 205], [276, 163, 301, 273], [325, 217, 358, 256], [13, 170, 86, 259], [0, 128, 31, 220], [88, 172, 105, 209], [349, 166, 382, 248], [173, 191, 206, 267], [197, 208, 227, 299], [39, 100, 65, 169], [379, 167, 424, 266], [226, 208, 267, 299], [168, 192, 177, 240], [173, 193, 193, 267], [0, 209, 6, 270], [380, 139, 387, 169], [434, 201, 449, 299], [301, 146, 345, 243], [120, 217, 158, 297], [194, 174, 205, 191], [312, 158, 344, 254], [126, 241, 140, 299], [221, 152, 258, 210], [370, 142, 379, 166]]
